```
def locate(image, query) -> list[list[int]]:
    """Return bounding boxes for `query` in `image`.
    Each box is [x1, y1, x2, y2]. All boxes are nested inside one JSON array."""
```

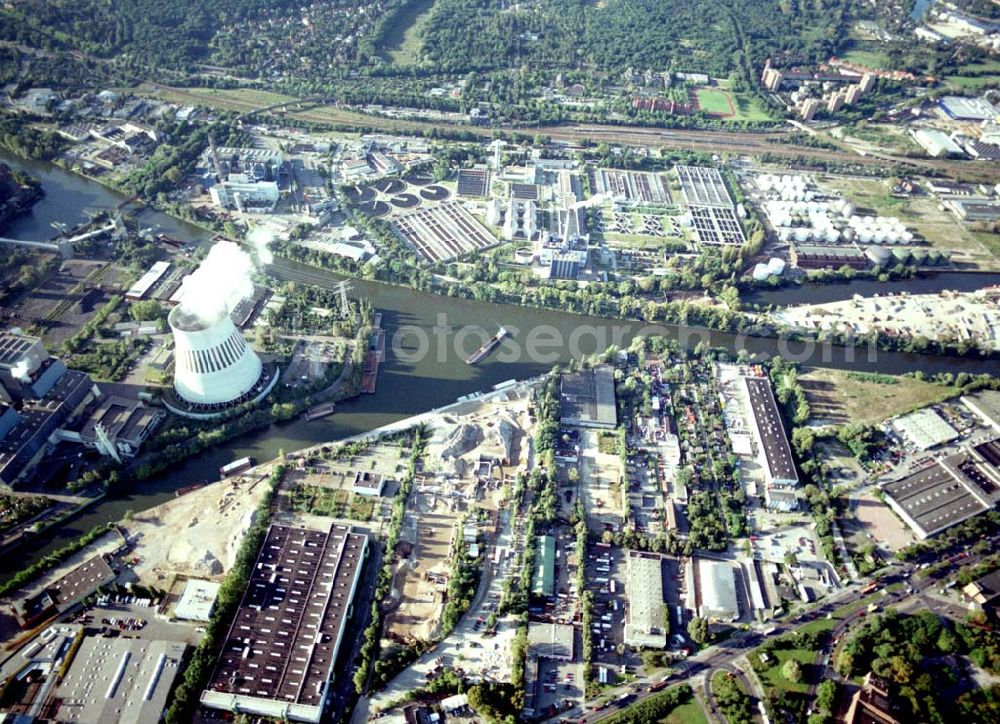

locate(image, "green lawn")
[[141, 84, 297, 113], [945, 59, 1000, 90], [695, 87, 735, 116], [729, 93, 775, 122], [842, 48, 893, 70], [757, 644, 815, 695], [660, 698, 709, 724]]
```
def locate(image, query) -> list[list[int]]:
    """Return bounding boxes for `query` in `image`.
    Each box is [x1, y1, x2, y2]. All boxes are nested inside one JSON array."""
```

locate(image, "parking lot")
[[532, 657, 583, 713], [73, 600, 202, 646]]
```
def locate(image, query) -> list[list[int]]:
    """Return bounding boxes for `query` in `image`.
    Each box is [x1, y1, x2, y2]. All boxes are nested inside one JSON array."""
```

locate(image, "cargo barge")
[[219, 456, 253, 478], [360, 312, 385, 394], [465, 327, 508, 365], [175, 482, 206, 497], [305, 402, 336, 421]]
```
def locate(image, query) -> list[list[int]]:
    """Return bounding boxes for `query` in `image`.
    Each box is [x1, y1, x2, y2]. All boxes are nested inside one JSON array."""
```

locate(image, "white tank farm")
[[169, 307, 264, 406]]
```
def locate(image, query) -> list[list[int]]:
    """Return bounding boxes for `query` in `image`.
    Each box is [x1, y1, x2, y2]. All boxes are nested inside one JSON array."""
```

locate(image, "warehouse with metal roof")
[[55, 638, 187, 723], [881, 445, 1000, 539], [624, 551, 667, 648], [697, 559, 740, 621], [743, 375, 799, 488], [532, 535, 555, 598], [892, 408, 960, 451]]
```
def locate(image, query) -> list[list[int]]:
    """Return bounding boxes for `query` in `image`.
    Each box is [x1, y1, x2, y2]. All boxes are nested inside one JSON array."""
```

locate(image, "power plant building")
[[166, 306, 277, 417], [0, 330, 97, 485], [201, 524, 368, 723], [209, 178, 280, 213]]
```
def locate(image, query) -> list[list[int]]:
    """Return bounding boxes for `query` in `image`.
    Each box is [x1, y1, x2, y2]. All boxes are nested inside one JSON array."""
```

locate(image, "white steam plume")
[[178, 240, 256, 323], [10, 358, 32, 383], [247, 226, 274, 266]]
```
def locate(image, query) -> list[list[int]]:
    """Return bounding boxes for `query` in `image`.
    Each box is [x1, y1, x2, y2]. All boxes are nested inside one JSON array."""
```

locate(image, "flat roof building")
[[697, 559, 740, 621], [54, 638, 187, 723], [624, 551, 667, 648], [912, 128, 965, 158], [351, 470, 385, 497], [532, 535, 555, 598], [947, 198, 1000, 222], [527, 622, 574, 660], [791, 244, 869, 270], [201, 523, 368, 723], [559, 366, 617, 429], [126, 261, 170, 300], [881, 444, 1000, 539], [892, 408, 959, 450], [964, 390, 1000, 434], [743, 375, 799, 488], [173, 579, 222, 622]]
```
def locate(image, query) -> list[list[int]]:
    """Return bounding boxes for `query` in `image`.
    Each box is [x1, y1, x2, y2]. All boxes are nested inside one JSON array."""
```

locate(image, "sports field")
[[695, 87, 735, 116]]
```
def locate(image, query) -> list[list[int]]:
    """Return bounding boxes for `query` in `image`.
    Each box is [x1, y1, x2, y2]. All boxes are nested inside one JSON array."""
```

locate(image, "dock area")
[[361, 312, 385, 394]]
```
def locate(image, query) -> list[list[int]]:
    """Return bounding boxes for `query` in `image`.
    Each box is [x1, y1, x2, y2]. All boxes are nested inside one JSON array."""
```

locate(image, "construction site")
[[382, 386, 533, 644]]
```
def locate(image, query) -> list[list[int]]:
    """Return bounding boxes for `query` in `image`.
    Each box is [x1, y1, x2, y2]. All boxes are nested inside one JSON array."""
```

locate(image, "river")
[[911, 0, 935, 22], [744, 271, 1000, 307], [1, 151, 997, 575]]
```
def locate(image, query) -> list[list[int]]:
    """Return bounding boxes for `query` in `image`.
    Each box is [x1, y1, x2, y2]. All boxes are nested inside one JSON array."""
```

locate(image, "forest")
[[0, 0, 856, 81], [420, 0, 854, 76]]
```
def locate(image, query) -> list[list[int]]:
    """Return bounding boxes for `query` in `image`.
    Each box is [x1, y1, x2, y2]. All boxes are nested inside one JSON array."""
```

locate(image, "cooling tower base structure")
[[165, 307, 279, 419]]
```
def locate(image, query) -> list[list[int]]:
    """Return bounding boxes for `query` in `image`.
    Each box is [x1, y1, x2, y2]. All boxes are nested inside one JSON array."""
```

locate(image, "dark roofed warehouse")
[[201, 523, 368, 722]]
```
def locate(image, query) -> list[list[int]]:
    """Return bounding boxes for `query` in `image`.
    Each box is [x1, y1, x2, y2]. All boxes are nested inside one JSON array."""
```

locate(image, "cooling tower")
[[168, 306, 264, 407]]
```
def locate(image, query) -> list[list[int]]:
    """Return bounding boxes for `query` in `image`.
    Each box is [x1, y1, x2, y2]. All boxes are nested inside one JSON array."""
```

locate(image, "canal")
[[1, 151, 997, 574]]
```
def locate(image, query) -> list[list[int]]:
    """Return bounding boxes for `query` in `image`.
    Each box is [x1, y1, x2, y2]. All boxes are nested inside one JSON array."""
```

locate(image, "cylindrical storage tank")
[[169, 307, 265, 406], [859, 230, 873, 243], [514, 247, 534, 264], [768, 258, 786, 275], [795, 228, 810, 242], [779, 227, 793, 241]]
